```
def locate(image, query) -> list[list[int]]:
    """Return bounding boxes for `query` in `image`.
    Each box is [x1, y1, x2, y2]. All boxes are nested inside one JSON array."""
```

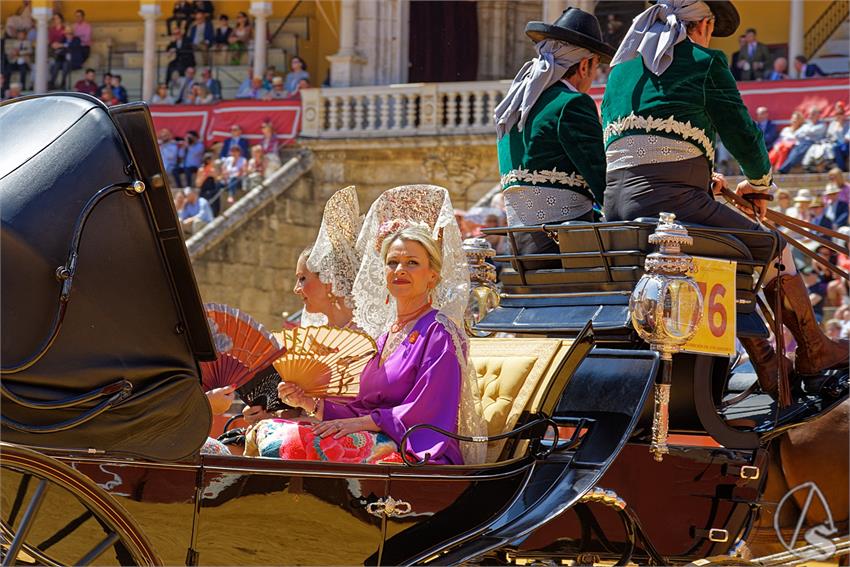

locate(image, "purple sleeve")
[[370, 327, 462, 463], [322, 399, 360, 420]]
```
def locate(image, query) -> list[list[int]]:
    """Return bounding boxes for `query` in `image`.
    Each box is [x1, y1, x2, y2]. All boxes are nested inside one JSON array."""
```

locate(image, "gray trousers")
[[603, 157, 782, 262]]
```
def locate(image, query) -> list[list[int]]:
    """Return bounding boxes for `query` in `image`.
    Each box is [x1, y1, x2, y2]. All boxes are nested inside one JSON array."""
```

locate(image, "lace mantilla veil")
[[302, 186, 363, 327], [352, 185, 486, 465]]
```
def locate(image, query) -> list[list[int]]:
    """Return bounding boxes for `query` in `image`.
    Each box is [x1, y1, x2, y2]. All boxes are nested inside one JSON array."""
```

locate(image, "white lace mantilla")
[[501, 167, 588, 189], [307, 186, 363, 312], [604, 112, 715, 163], [352, 185, 470, 340]]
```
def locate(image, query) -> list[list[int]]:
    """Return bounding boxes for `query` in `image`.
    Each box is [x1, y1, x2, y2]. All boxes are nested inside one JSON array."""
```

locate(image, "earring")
[[385, 293, 390, 305]]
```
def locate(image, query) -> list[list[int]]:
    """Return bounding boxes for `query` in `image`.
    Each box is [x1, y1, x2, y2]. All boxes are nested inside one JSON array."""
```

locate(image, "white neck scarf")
[[494, 39, 593, 139], [609, 0, 712, 76]]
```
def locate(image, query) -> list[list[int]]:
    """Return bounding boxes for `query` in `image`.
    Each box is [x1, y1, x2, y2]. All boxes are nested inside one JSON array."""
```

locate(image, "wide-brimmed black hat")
[[704, 0, 740, 37], [525, 7, 616, 63]]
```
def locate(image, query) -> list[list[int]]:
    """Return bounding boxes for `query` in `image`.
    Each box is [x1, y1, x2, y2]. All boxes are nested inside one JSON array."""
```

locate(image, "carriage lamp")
[[463, 237, 501, 337], [629, 213, 703, 462]]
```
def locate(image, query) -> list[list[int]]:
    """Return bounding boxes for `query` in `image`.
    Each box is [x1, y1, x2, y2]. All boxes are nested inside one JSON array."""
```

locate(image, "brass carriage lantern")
[[463, 237, 501, 337], [629, 213, 703, 462]]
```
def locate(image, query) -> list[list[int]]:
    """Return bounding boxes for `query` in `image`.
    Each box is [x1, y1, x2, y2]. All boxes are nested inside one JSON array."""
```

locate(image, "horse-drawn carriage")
[[1, 94, 847, 566]]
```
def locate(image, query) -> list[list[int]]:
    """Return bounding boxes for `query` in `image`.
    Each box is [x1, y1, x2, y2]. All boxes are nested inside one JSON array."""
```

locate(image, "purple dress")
[[323, 309, 464, 465]]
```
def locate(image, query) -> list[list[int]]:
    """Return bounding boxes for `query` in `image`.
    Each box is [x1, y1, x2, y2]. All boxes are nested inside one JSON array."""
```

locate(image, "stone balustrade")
[[299, 80, 513, 138]]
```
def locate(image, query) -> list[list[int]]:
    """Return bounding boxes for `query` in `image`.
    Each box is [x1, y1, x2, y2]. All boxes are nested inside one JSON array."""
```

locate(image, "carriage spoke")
[[38, 510, 94, 551], [74, 532, 120, 566], [6, 475, 31, 527], [2, 479, 48, 567]]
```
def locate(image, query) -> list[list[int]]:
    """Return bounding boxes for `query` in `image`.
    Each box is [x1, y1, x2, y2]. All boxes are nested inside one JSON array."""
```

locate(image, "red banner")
[[589, 77, 848, 123], [149, 99, 302, 145]]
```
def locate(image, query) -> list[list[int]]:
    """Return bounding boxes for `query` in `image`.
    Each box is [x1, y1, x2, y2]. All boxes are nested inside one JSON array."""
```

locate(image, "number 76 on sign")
[[682, 257, 737, 357]]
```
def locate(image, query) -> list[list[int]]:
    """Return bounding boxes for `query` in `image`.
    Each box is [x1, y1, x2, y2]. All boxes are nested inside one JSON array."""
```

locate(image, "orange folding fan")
[[200, 303, 286, 391], [272, 326, 377, 398]]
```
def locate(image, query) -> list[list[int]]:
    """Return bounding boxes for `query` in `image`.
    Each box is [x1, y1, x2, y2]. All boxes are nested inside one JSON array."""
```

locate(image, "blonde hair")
[[381, 225, 442, 284]]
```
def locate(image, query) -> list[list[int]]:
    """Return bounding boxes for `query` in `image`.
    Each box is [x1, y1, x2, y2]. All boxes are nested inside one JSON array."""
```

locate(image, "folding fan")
[[272, 326, 378, 397], [200, 303, 286, 391]]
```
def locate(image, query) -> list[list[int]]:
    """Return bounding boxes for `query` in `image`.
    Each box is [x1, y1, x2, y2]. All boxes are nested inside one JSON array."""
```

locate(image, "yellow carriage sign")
[[681, 256, 737, 357]]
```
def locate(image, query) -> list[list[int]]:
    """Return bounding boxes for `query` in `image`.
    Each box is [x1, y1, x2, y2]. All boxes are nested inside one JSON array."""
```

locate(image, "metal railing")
[[805, 0, 850, 58]]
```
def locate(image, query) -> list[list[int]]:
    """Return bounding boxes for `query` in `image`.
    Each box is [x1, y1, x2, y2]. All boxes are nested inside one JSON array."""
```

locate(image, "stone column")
[[32, 0, 51, 93], [251, 1, 272, 79], [789, 0, 804, 75], [542, 0, 568, 23], [328, 0, 366, 87], [139, 1, 161, 101]]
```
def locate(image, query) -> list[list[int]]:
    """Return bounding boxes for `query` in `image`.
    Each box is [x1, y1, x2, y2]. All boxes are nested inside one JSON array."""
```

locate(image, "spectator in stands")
[[151, 82, 175, 104], [173, 190, 186, 216], [804, 110, 848, 171], [602, 14, 625, 47], [778, 107, 827, 173], [47, 13, 65, 48], [823, 184, 849, 229], [158, 129, 179, 185], [834, 123, 849, 172], [236, 75, 267, 100], [4, 1, 33, 40], [191, 83, 214, 104], [49, 25, 84, 90], [110, 74, 127, 103], [176, 65, 196, 103], [828, 110, 849, 164], [220, 145, 247, 203], [765, 57, 789, 81], [260, 121, 280, 156], [72, 9, 91, 61], [165, 28, 195, 86], [4, 29, 32, 90], [729, 34, 746, 81], [179, 186, 214, 235], [99, 85, 118, 106], [4, 82, 23, 100], [755, 106, 778, 150], [263, 76, 288, 100], [826, 168, 850, 203], [219, 124, 250, 158], [195, 153, 220, 215], [199, 67, 221, 100], [175, 130, 205, 187], [769, 110, 805, 169], [773, 189, 792, 213], [786, 189, 813, 221], [245, 145, 267, 190], [736, 28, 770, 81], [166, 1, 193, 36], [192, 1, 215, 21], [74, 67, 98, 96], [187, 10, 213, 64], [228, 11, 252, 65], [284, 56, 309, 96], [98, 72, 112, 95], [794, 55, 827, 78], [213, 15, 231, 51]]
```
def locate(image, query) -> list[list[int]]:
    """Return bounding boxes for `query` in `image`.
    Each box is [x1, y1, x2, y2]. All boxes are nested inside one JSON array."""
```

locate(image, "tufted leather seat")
[[469, 338, 574, 462]]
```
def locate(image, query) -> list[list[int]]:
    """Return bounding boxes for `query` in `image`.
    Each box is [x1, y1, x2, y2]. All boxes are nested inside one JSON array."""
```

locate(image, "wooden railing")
[[299, 80, 513, 138], [805, 0, 850, 58]]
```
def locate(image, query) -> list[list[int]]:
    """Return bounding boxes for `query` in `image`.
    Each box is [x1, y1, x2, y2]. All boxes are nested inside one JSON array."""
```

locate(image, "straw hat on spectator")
[[825, 185, 842, 196], [793, 189, 813, 204], [272, 76, 284, 86]]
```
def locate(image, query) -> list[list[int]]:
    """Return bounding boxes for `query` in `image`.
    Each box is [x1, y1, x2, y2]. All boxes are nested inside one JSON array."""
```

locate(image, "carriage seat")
[[469, 338, 574, 462]]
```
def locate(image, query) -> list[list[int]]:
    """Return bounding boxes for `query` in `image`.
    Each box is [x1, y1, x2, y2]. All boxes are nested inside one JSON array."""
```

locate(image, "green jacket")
[[497, 82, 606, 206], [601, 40, 772, 187]]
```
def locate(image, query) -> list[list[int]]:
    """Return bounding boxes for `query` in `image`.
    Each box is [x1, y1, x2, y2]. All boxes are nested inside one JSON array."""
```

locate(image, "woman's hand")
[[242, 404, 273, 425], [205, 385, 235, 415], [277, 381, 312, 411], [312, 416, 381, 439]]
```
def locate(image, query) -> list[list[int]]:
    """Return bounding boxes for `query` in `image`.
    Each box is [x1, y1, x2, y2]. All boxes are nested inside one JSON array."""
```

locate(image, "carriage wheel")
[[0, 442, 161, 566]]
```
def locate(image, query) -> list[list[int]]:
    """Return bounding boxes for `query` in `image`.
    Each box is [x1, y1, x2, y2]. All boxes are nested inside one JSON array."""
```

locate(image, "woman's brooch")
[[408, 331, 420, 344]]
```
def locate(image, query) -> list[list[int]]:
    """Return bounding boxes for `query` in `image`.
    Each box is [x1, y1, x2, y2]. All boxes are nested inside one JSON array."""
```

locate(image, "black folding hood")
[[0, 94, 215, 461]]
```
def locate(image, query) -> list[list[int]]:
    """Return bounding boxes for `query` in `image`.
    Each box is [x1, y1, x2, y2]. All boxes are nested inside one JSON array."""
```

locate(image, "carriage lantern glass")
[[629, 213, 703, 461], [463, 237, 500, 337]]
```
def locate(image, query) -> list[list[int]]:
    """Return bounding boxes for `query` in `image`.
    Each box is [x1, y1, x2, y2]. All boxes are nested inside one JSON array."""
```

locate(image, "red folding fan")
[[200, 303, 286, 391]]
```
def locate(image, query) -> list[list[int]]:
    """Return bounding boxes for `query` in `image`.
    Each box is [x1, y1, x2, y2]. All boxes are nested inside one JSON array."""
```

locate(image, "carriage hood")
[[0, 94, 215, 461]]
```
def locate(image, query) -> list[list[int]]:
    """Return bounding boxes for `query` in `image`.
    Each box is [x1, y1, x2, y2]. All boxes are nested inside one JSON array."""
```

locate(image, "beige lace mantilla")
[[604, 112, 715, 163]]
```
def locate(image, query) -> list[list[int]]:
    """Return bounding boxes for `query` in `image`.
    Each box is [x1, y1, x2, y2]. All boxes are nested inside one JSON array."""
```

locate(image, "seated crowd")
[[163, 120, 283, 235], [730, 27, 832, 82]]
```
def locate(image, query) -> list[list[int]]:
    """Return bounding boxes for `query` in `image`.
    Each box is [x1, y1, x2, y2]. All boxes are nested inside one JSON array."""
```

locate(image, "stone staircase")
[[811, 18, 850, 76], [63, 15, 307, 100]]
